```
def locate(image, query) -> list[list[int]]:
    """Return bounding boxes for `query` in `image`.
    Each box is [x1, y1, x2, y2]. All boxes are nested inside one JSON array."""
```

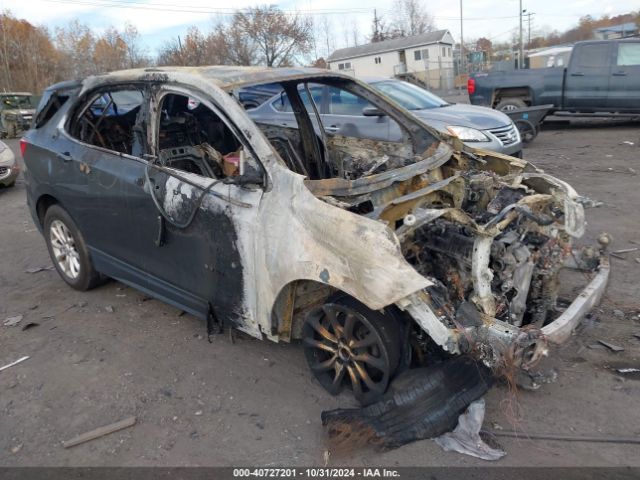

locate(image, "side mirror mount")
[[222, 171, 264, 188], [362, 106, 386, 117], [222, 150, 265, 187]]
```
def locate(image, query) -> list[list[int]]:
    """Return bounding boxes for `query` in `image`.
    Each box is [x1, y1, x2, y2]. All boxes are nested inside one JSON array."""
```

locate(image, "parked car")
[[236, 82, 283, 109], [0, 139, 18, 187], [0, 92, 36, 138], [468, 39, 640, 113], [22, 67, 607, 404], [249, 78, 522, 157]]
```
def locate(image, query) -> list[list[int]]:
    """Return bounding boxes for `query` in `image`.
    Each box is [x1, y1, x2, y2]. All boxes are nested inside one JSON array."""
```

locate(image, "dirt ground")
[[1, 117, 640, 467]]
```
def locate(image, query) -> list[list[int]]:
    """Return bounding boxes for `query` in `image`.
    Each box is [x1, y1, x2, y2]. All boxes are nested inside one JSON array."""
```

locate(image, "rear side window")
[[573, 43, 610, 68], [69, 89, 144, 156], [272, 87, 321, 113], [617, 43, 640, 66], [327, 86, 373, 115], [35, 93, 69, 128]]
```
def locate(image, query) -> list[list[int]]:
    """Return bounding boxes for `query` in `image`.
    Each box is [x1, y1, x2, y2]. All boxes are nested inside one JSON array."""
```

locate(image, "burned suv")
[[22, 67, 609, 404]]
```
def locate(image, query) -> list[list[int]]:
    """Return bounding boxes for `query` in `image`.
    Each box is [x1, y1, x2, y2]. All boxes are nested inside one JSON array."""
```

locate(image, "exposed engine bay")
[[399, 172, 571, 330], [245, 74, 607, 372], [293, 128, 601, 369]]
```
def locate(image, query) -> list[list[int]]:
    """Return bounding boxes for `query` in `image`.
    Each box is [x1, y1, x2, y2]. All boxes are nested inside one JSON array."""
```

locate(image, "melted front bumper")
[[397, 253, 610, 368]]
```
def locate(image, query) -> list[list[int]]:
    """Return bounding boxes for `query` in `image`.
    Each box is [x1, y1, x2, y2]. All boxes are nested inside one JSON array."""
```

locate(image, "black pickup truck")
[[468, 39, 640, 113]]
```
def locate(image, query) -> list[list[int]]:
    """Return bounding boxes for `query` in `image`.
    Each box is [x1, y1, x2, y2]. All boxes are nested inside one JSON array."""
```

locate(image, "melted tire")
[[322, 356, 493, 449]]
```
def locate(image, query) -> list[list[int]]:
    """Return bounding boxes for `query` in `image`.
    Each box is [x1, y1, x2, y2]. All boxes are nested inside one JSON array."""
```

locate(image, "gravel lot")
[[1, 118, 640, 467]]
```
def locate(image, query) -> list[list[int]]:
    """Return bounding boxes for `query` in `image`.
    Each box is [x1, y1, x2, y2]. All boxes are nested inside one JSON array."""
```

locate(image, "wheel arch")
[[270, 278, 410, 343], [36, 194, 60, 227], [492, 87, 532, 108], [270, 279, 337, 342]]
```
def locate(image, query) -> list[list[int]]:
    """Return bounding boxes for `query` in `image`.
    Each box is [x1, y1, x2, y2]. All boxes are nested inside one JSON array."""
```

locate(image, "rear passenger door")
[[64, 86, 151, 274], [323, 86, 400, 141], [564, 42, 612, 111], [608, 41, 640, 111]]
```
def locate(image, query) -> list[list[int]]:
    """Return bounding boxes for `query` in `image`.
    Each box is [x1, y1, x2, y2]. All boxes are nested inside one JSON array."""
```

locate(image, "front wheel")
[[44, 205, 103, 291], [303, 296, 403, 405]]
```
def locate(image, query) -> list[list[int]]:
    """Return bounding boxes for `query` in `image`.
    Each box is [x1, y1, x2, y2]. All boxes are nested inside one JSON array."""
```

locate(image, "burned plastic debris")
[[321, 356, 492, 451], [435, 398, 506, 461]]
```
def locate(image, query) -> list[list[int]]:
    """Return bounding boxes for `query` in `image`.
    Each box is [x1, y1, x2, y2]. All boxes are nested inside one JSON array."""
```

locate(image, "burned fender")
[[252, 163, 432, 336]]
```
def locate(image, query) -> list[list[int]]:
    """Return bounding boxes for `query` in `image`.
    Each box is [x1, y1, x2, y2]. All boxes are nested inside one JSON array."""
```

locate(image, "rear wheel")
[[496, 97, 527, 112], [44, 205, 102, 291], [303, 296, 402, 405]]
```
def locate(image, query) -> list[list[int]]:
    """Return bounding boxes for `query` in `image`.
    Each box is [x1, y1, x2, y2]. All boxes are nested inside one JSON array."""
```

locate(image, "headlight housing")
[[446, 125, 490, 142]]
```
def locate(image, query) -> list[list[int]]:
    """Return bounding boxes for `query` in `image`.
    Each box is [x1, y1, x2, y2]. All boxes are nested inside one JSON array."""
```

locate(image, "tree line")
[[0, 0, 438, 93], [1, 4, 638, 94], [0, 5, 316, 94], [0, 13, 150, 93]]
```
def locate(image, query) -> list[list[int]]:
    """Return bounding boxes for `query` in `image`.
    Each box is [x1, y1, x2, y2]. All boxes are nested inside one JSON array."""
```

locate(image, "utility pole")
[[459, 0, 464, 79], [373, 9, 380, 41], [524, 11, 534, 48], [177, 35, 184, 66], [519, 0, 524, 69]]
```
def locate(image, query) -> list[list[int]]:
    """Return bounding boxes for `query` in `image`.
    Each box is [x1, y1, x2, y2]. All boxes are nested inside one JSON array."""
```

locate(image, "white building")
[[327, 30, 456, 90]]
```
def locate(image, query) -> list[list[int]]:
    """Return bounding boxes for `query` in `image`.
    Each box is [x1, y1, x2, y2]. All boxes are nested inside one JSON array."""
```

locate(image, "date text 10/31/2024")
[[233, 468, 401, 478]]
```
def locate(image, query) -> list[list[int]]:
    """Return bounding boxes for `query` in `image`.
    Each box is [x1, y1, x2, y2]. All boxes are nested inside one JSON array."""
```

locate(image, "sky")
[[0, 0, 636, 58]]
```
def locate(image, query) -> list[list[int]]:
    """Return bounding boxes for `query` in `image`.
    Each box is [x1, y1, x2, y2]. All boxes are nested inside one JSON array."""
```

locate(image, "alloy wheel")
[[303, 303, 393, 403], [49, 219, 81, 280]]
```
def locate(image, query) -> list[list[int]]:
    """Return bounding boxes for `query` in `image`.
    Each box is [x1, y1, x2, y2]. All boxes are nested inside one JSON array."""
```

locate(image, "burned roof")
[[327, 30, 451, 62], [97, 66, 345, 91]]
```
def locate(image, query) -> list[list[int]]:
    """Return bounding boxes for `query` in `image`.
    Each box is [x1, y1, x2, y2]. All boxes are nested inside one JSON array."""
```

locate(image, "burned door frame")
[[137, 83, 267, 332]]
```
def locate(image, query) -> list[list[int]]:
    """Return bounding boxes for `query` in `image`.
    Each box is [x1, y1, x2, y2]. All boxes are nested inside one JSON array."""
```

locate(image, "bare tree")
[[319, 16, 335, 59], [207, 18, 257, 66], [121, 23, 150, 68], [351, 19, 360, 47], [390, 0, 435, 37], [55, 20, 97, 78], [93, 26, 128, 73], [233, 5, 312, 67], [156, 38, 183, 66], [0, 12, 60, 92]]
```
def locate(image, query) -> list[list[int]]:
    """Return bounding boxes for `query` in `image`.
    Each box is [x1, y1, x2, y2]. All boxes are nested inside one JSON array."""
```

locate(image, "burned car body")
[[22, 67, 609, 404]]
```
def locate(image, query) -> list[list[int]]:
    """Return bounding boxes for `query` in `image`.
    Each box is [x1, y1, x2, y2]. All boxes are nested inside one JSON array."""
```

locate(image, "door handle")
[[325, 125, 339, 133], [612, 71, 627, 76], [57, 152, 72, 163], [570, 72, 584, 77]]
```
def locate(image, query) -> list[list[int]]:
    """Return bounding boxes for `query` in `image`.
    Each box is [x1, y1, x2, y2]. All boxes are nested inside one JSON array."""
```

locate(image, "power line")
[[42, 0, 376, 15], [41, 0, 526, 20]]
